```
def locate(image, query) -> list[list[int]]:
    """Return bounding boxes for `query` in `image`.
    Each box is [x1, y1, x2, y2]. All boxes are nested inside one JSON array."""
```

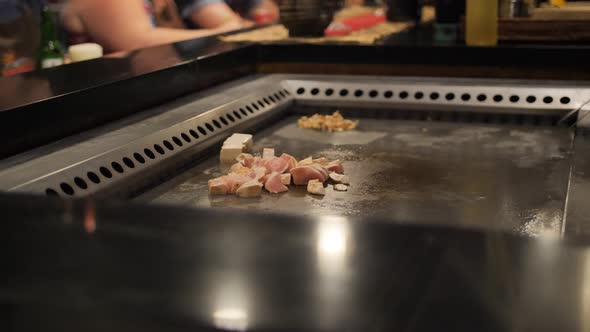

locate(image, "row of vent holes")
[[296, 87, 572, 105], [45, 89, 291, 197]]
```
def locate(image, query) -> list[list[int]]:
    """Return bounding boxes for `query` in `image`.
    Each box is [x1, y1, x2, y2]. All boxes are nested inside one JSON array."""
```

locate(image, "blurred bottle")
[[0, 1, 42, 76], [465, 0, 498, 46], [386, 0, 421, 21], [434, 0, 465, 42], [37, 6, 64, 69]]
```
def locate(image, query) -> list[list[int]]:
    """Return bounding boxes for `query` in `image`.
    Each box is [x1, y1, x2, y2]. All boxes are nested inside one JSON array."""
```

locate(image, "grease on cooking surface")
[[150, 116, 573, 237]]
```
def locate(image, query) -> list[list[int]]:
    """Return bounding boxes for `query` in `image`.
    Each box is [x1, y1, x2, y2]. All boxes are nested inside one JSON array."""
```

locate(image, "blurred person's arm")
[[346, 0, 365, 5], [67, 0, 235, 52], [187, 1, 246, 29], [187, 0, 278, 28]]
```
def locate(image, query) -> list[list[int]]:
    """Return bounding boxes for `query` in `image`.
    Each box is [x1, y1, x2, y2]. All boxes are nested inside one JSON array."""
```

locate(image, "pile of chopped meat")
[[297, 111, 359, 132], [208, 147, 350, 198]]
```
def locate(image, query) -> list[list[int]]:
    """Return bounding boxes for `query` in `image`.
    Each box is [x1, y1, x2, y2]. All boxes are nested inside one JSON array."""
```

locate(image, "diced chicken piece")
[[298, 156, 313, 166], [236, 180, 263, 198], [225, 134, 253, 151], [325, 160, 344, 174], [248, 166, 268, 182], [208, 176, 230, 195], [264, 172, 288, 194], [227, 174, 251, 194], [262, 148, 275, 160], [307, 179, 326, 195], [310, 163, 329, 180], [268, 157, 290, 174], [329, 172, 350, 185], [290, 166, 328, 185], [280, 153, 298, 171], [236, 153, 255, 167], [230, 163, 251, 176], [334, 184, 348, 192], [253, 157, 269, 168], [312, 157, 330, 166], [280, 173, 292, 185]]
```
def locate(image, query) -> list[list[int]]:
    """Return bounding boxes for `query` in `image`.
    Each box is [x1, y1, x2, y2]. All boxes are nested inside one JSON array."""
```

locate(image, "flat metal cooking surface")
[[145, 114, 573, 236]]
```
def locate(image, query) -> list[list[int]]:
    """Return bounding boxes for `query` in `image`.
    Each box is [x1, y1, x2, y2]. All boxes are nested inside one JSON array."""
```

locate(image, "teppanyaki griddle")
[[0, 74, 588, 236]]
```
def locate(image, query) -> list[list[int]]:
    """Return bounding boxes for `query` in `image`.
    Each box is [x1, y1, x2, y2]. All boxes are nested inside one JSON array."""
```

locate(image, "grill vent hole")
[[181, 133, 191, 143], [311, 88, 319, 95], [493, 95, 503, 102], [340, 89, 349, 97], [112, 162, 124, 173], [430, 92, 439, 100], [46, 188, 59, 196], [543, 96, 553, 104], [445, 93, 455, 101], [400, 91, 408, 99], [134, 153, 146, 164], [74, 177, 88, 190], [325, 88, 334, 96], [123, 157, 135, 168], [60, 183, 75, 196], [384, 91, 393, 98], [509, 95, 520, 103], [144, 149, 156, 159], [415, 92, 424, 100], [154, 144, 165, 155], [477, 94, 487, 102], [88, 172, 101, 184], [297, 88, 305, 95], [461, 93, 471, 101], [354, 89, 364, 97], [100, 167, 112, 178], [163, 140, 174, 150], [172, 136, 183, 146], [560, 97, 571, 104], [205, 123, 214, 132]]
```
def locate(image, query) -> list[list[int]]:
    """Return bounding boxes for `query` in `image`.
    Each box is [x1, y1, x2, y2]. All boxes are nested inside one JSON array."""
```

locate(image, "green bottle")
[[37, 6, 65, 69]]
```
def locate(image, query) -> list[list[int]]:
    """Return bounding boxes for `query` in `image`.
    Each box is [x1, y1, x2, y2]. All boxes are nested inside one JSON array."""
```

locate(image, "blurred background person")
[[61, 0, 248, 53], [176, 0, 279, 29]]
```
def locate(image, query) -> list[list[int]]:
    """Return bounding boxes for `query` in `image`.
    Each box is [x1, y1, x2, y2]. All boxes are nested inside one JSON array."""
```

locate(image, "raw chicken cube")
[[208, 176, 229, 195], [326, 160, 344, 174], [290, 166, 328, 185], [298, 156, 313, 166], [268, 157, 290, 174], [280, 173, 292, 185], [329, 172, 350, 185], [280, 153, 298, 171], [307, 179, 325, 195], [264, 172, 288, 194], [334, 184, 348, 192], [236, 180, 263, 198], [236, 153, 255, 167]]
